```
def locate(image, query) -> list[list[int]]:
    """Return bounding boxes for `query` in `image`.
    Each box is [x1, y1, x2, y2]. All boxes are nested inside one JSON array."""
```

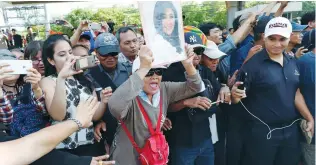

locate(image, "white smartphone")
[[88, 23, 101, 31], [2, 60, 33, 75]]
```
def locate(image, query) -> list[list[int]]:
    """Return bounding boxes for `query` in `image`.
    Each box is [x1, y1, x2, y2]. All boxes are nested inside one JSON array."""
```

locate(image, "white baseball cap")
[[203, 40, 226, 59], [264, 17, 292, 38], [132, 57, 167, 73]]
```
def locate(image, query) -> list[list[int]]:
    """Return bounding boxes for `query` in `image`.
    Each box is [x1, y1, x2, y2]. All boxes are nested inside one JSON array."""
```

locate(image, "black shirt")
[[238, 49, 300, 124], [162, 62, 221, 147], [13, 34, 23, 48]]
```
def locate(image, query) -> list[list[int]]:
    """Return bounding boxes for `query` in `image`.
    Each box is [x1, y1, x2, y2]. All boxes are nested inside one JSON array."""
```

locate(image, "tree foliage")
[[182, 1, 227, 27], [63, 2, 228, 30]]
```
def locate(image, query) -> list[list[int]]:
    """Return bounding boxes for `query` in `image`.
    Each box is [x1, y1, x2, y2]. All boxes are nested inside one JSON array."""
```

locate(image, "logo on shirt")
[[294, 69, 300, 76]]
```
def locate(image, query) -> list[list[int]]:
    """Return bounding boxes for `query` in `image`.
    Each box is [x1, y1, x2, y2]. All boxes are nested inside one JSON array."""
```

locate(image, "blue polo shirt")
[[297, 51, 315, 144], [238, 49, 300, 124]]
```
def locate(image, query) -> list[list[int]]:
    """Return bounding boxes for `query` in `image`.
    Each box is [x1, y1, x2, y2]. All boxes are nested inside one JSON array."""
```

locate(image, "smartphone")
[[88, 23, 101, 31], [74, 56, 97, 71], [2, 60, 32, 75], [238, 72, 247, 90]]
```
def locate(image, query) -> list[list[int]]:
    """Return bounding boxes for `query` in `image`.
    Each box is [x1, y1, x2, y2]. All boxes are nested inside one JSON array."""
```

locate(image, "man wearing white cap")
[[201, 40, 226, 72], [231, 17, 314, 165]]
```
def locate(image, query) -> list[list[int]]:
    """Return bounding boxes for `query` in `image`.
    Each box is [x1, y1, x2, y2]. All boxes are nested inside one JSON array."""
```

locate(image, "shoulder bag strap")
[[155, 94, 163, 133], [119, 119, 142, 153], [136, 97, 155, 135]]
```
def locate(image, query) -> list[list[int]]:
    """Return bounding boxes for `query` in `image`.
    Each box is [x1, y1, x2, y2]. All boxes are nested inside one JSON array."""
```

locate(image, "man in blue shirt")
[[231, 17, 314, 165], [297, 29, 315, 165], [85, 33, 131, 152]]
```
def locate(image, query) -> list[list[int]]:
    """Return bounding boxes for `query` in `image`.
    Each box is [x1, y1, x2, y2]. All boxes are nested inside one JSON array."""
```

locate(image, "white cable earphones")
[[239, 100, 302, 139]]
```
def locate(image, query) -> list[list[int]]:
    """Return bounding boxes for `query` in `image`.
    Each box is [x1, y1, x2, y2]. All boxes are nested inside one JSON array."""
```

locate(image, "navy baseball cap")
[[94, 33, 120, 56], [79, 31, 91, 40], [291, 22, 308, 32], [184, 32, 205, 48], [253, 15, 273, 34]]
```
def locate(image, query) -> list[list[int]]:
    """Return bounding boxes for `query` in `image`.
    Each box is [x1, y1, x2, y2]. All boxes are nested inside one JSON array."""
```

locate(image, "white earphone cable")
[[239, 100, 302, 139]]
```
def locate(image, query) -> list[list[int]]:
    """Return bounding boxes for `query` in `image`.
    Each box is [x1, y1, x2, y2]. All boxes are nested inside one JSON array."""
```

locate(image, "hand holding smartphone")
[[1, 60, 32, 75], [238, 72, 247, 90], [74, 56, 98, 71]]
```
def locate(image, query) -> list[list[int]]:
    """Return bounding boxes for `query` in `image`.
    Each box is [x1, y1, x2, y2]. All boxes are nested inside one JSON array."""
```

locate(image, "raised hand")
[[100, 87, 113, 104], [75, 97, 100, 128], [139, 45, 154, 69], [181, 44, 195, 66], [0, 63, 13, 87], [57, 56, 83, 79], [295, 46, 308, 59], [25, 68, 42, 90]]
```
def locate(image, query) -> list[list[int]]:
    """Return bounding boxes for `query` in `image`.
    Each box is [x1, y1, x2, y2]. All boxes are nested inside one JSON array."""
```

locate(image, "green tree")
[[182, 1, 227, 27]]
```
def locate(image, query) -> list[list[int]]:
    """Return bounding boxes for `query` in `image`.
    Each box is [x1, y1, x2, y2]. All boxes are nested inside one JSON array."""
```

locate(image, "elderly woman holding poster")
[[138, 1, 186, 66], [108, 45, 205, 165]]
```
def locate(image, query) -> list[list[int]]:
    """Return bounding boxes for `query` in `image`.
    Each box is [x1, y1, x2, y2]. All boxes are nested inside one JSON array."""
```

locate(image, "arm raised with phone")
[[40, 56, 83, 121]]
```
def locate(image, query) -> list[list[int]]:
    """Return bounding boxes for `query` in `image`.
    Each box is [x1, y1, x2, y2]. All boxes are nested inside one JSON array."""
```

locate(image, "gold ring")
[[98, 160, 102, 165]]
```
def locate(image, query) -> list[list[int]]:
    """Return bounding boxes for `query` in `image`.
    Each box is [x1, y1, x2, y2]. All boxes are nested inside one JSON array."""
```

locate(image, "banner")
[[138, 1, 186, 67]]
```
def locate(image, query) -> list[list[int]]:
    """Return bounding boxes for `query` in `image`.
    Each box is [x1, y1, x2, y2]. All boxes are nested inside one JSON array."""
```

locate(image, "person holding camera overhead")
[[40, 34, 112, 157]]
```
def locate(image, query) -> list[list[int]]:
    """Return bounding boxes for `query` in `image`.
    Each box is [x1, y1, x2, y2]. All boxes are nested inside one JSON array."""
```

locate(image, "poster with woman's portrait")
[[138, 1, 186, 67]]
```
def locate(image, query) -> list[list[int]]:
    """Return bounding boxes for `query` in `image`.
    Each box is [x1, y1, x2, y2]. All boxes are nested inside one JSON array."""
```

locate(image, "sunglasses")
[[193, 47, 205, 55], [98, 52, 118, 57], [145, 68, 163, 77]]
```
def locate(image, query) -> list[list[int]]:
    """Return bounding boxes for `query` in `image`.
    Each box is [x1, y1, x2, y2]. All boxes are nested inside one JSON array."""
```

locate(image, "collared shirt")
[[118, 52, 132, 64], [139, 91, 160, 107], [98, 62, 131, 87], [118, 53, 133, 72], [238, 48, 300, 124]]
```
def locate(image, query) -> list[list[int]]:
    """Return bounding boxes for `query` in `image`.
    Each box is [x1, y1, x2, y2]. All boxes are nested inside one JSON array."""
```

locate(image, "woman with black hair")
[[24, 41, 45, 75], [150, 1, 184, 65], [39, 34, 112, 156], [0, 49, 46, 135]]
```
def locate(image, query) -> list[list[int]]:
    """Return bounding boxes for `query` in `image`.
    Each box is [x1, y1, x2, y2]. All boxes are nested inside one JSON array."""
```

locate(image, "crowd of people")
[[0, 1, 315, 165]]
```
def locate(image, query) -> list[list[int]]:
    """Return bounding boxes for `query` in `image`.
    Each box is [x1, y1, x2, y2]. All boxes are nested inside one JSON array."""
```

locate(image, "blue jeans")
[[171, 139, 214, 165]]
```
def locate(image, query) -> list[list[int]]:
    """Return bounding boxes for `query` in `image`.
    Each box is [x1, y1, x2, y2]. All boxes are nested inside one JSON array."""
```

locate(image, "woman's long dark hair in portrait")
[[42, 34, 91, 88], [153, 1, 183, 54]]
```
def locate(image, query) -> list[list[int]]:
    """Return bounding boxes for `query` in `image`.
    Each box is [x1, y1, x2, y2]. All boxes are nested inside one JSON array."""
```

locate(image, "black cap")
[[254, 15, 273, 34], [302, 29, 315, 51]]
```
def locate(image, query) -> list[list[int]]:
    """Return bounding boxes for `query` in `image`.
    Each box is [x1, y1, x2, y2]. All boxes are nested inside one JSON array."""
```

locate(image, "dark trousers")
[[59, 142, 105, 157], [242, 123, 301, 165], [214, 108, 227, 165], [226, 114, 246, 165], [171, 139, 214, 165], [0, 136, 92, 165]]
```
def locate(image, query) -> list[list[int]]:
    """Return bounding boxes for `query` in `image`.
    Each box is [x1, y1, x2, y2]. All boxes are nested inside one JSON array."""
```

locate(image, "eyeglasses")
[[194, 47, 205, 55], [32, 58, 42, 65], [145, 68, 163, 77]]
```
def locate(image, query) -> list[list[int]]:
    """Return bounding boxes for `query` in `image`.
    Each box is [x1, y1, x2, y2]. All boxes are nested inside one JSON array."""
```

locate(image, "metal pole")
[[44, 4, 50, 38]]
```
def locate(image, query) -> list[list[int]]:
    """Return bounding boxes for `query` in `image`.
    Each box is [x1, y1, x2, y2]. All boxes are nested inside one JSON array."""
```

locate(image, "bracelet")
[[68, 118, 83, 131]]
